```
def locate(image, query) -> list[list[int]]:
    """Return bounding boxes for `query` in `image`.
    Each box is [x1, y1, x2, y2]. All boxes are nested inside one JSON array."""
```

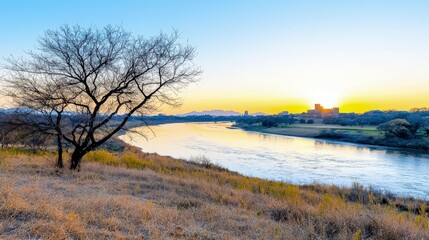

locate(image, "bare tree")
[[1, 80, 69, 167], [0, 112, 54, 150], [2, 25, 200, 170]]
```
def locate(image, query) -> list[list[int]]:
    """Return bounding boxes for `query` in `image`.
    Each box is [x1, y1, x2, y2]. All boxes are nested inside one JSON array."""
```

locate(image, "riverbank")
[[0, 147, 428, 239], [120, 122, 429, 197], [234, 123, 429, 151]]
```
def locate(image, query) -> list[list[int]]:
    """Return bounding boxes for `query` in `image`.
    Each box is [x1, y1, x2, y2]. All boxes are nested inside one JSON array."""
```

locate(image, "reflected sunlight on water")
[[119, 122, 429, 198]]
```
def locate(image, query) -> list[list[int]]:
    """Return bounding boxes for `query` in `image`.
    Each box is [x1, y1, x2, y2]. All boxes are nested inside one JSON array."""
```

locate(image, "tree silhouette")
[[3, 25, 200, 170]]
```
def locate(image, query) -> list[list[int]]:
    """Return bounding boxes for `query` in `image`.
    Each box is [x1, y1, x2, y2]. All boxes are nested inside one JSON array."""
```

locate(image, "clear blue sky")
[[1, 0, 429, 113]]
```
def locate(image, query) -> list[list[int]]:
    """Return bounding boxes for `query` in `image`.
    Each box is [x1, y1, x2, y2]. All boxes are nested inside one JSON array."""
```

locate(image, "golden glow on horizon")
[[161, 68, 429, 115], [162, 87, 429, 115], [1, 92, 427, 115]]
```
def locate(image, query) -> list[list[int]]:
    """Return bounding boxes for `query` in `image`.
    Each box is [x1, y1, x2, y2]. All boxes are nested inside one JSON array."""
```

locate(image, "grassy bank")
[[233, 123, 379, 138], [0, 147, 428, 239], [235, 123, 429, 150]]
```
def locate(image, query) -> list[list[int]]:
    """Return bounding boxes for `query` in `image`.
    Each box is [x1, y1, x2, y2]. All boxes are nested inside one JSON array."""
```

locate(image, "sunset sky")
[[1, 0, 428, 114]]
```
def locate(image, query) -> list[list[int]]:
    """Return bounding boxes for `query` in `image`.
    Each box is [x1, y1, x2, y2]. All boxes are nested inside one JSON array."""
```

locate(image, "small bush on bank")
[[188, 155, 227, 171], [189, 155, 213, 168], [0, 147, 51, 158], [84, 150, 118, 166], [121, 153, 151, 169], [85, 149, 153, 170], [348, 182, 370, 204]]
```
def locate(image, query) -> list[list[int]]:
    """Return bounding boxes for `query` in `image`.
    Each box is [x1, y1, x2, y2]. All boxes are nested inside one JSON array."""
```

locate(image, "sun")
[[307, 88, 341, 109], [311, 95, 338, 108]]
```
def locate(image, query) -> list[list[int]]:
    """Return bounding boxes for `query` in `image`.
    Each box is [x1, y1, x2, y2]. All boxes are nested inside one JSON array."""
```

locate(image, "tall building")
[[244, 110, 249, 116], [306, 104, 339, 118]]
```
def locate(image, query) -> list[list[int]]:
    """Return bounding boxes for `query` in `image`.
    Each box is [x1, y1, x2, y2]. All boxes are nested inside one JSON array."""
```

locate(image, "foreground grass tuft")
[[0, 147, 52, 158]]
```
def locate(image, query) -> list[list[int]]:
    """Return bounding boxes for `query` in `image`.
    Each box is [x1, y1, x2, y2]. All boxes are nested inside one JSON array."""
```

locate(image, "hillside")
[[0, 147, 428, 239]]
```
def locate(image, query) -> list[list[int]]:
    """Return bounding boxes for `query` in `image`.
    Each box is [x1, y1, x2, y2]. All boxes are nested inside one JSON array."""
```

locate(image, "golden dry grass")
[[0, 147, 428, 239]]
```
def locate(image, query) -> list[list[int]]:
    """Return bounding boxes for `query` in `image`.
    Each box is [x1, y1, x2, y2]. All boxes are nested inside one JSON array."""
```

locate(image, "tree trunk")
[[70, 148, 85, 170], [56, 134, 63, 168]]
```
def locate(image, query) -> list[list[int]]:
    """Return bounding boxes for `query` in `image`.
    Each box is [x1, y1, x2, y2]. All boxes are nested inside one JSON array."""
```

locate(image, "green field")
[[239, 123, 381, 138]]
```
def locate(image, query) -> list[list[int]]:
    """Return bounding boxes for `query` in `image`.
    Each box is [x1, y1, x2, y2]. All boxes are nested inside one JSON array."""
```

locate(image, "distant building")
[[306, 104, 339, 118], [278, 111, 289, 115], [244, 110, 249, 116]]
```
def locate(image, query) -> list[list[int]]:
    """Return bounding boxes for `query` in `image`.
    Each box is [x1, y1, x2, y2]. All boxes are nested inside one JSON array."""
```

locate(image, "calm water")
[[119, 122, 429, 198]]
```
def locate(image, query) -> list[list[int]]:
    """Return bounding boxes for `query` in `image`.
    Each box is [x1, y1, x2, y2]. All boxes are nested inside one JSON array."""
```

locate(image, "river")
[[119, 122, 429, 198]]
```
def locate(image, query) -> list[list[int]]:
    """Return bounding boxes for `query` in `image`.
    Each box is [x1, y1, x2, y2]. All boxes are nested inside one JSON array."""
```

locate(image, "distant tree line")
[[139, 114, 241, 124], [322, 110, 429, 127], [321, 110, 429, 140], [235, 115, 295, 127]]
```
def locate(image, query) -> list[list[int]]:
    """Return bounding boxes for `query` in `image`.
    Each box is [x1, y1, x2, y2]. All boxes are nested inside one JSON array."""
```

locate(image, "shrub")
[[189, 155, 216, 169], [347, 182, 370, 204], [0, 147, 50, 158], [120, 153, 151, 169], [262, 119, 278, 127], [377, 119, 413, 139], [84, 150, 118, 166]]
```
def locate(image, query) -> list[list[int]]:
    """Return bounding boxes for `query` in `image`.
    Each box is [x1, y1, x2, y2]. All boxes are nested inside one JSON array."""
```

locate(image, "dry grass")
[[0, 147, 428, 239]]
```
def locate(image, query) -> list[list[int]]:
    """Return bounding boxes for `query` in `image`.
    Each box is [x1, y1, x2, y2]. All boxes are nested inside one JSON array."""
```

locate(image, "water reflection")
[[119, 122, 429, 198]]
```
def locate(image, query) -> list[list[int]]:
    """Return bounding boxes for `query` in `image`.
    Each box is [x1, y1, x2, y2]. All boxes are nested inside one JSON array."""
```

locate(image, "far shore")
[[232, 123, 429, 152]]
